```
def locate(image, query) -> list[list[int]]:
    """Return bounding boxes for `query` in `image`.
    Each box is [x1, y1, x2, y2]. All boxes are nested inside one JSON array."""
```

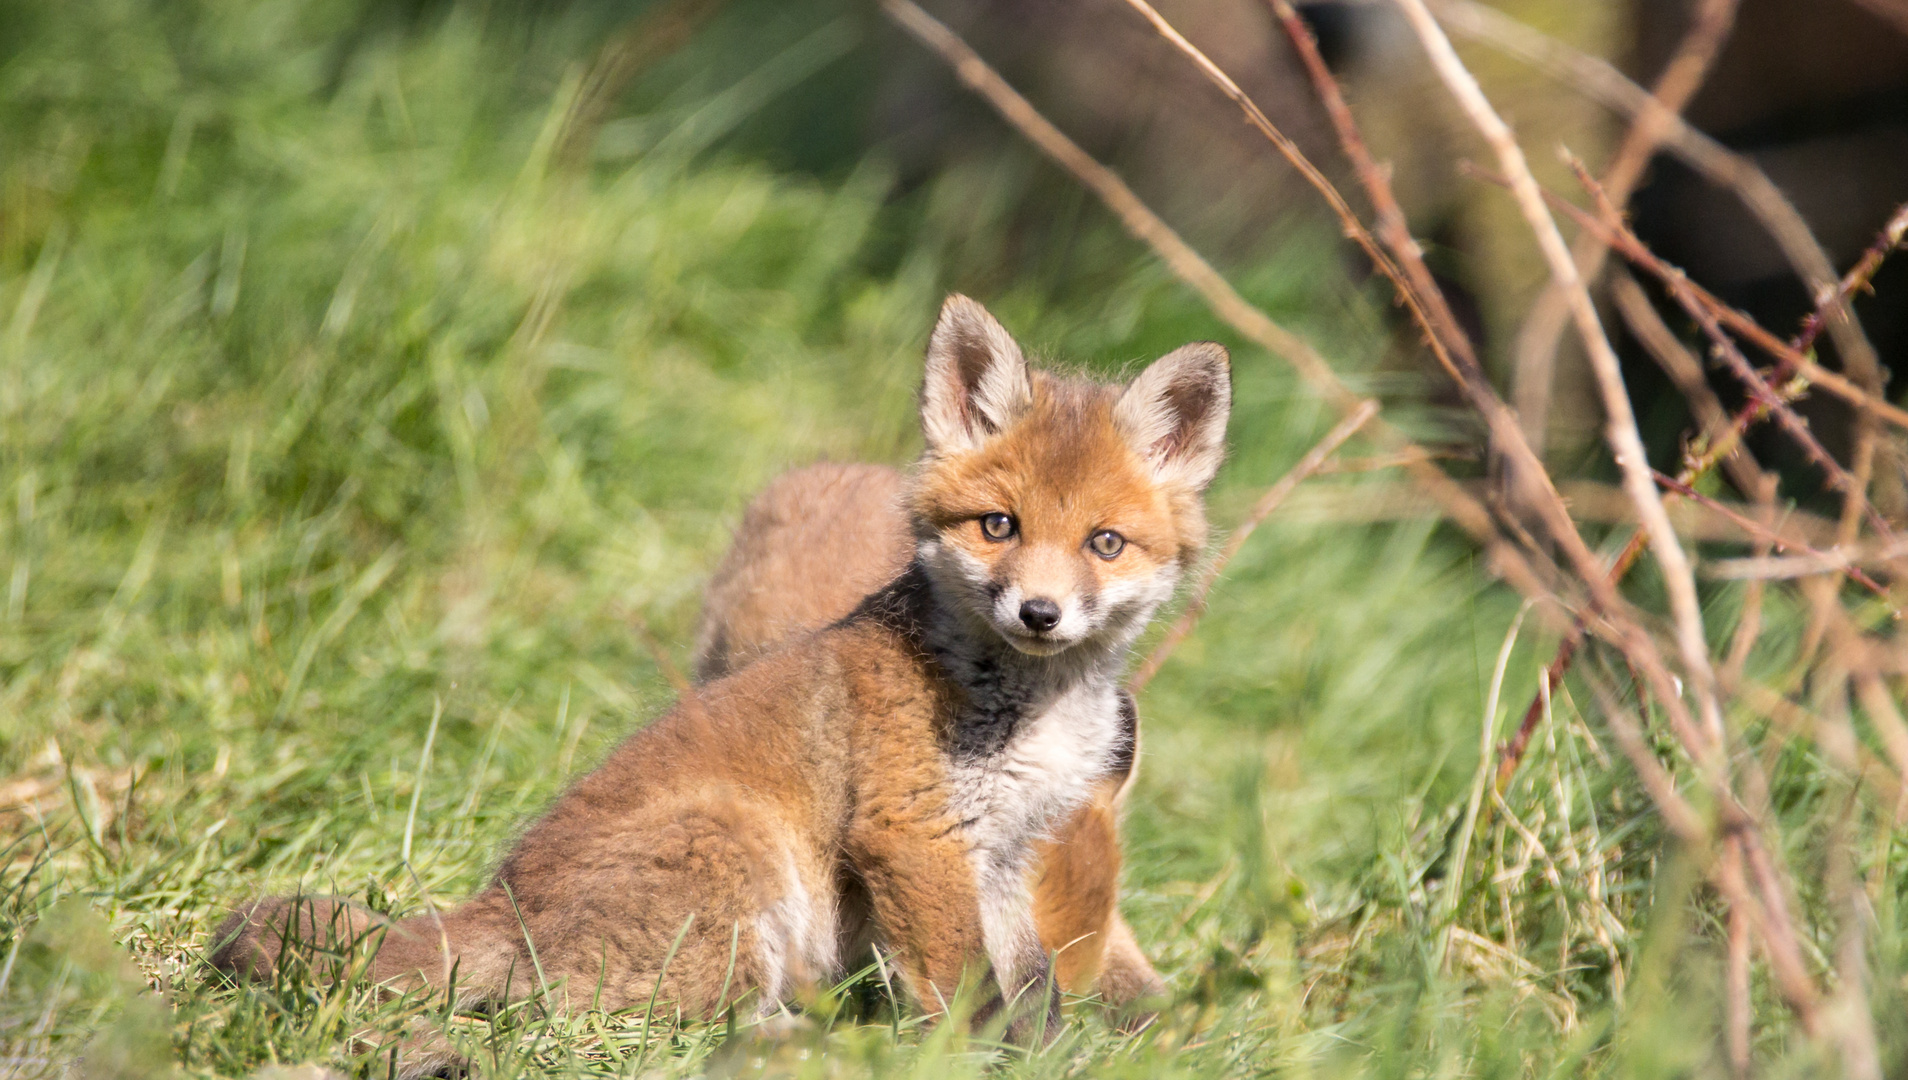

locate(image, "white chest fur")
[[945, 675, 1124, 983], [948, 679, 1122, 865]]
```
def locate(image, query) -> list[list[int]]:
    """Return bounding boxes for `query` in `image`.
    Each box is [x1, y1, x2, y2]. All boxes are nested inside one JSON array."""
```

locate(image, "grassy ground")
[[0, 2, 1871, 1077]]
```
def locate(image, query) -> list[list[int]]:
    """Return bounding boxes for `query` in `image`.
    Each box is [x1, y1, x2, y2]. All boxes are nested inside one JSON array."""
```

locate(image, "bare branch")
[[1267, 0, 1478, 372], [1432, 0, 1891, 494]]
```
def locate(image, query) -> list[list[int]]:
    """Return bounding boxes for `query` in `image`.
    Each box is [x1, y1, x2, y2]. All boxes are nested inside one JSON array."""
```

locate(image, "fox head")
[[909, 295, 1230, 658]]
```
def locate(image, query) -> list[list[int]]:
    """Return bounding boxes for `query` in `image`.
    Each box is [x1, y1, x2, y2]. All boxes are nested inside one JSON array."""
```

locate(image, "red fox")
[[695, 461, 1167, 1016], [210, 296, 1228, 1069]]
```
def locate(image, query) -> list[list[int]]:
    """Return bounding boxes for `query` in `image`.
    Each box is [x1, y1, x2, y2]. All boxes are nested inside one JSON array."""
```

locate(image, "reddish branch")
[[1493, 188, 1908, 792], [1534, 166, 1908, 431], [1268, 0, 1478, 374], [1121, 0, 1666, 660], [1794, 200, 1908, 355], [874, 0, 1557, 612]]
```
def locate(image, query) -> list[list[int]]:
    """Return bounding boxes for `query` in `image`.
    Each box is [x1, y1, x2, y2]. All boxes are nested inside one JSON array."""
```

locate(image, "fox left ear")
[[1115, 342, 1231, 490], [921, 295, 1033, 454]]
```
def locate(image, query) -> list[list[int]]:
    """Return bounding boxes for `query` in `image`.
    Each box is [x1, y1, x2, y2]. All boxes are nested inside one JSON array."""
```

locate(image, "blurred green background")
[[1, 0, 1902, 1077]]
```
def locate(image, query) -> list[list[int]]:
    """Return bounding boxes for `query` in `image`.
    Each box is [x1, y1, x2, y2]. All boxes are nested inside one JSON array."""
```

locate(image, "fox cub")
[[211, 295, 1229, 1063], [696, 461, 1166, 1014]]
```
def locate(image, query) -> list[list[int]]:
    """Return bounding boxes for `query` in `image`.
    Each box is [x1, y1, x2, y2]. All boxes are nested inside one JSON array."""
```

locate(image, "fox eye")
[[1089, 530, 1126, 559], [980, 513, 1016, 541]]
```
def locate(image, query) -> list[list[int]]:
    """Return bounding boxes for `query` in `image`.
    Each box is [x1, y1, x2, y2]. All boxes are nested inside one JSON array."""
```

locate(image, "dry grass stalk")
[[1129, 399, 1378, 694], [554, 0, 731, 167], [1726, 897, 1751, 1080]]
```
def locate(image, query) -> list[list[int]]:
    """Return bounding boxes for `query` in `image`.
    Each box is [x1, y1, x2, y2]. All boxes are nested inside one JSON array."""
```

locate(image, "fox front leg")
[[973, 851, 1061, 1043], [846, 822, 1009, 1025]]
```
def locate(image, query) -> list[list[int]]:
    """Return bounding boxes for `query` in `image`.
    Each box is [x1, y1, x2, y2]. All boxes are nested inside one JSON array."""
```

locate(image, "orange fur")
[[695, 462, 1168, 1017], [212, 296, 1223, 1070]]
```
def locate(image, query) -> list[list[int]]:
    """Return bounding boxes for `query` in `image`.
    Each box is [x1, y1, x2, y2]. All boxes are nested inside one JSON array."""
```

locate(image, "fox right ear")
[[1115, 341, 1231, 491], [920, 295, 1032, 454]]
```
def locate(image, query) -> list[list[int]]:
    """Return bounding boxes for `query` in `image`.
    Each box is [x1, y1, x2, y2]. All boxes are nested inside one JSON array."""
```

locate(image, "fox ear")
[[921, 295, 1032, 454], [1115, 342, 1231, 490]]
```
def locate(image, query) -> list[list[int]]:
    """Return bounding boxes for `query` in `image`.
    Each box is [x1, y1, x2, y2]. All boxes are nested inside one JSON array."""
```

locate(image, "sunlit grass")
[[0, 2, 1886, 1078]]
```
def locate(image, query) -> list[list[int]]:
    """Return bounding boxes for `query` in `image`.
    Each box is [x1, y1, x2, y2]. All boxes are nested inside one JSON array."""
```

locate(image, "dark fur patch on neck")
[[835, 562, 932, 650]]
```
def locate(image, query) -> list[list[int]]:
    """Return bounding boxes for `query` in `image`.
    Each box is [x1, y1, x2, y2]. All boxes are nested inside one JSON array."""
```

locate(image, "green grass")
[[0, 2, 1893, 1077]]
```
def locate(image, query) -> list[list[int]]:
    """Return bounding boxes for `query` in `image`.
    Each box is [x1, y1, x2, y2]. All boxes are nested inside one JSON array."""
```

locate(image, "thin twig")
[[1564, 158, 1901, 544], [1853, 671, 1908, 824], [1726, 890, 1751, 1080], [1121, 1, 1755, 812], [1234, 0, 1740, 824], [1117, 0, 1473, 392], [1467, 159, 1901, 551], [1400, 3, 1839, 1044], [1506, 167, 1908, 433], [1707, 547, 1908, 582], [1795, 201, 1908, 355], [1610, 270, 1767, 499], [1580, 672, 1704, 843], [1268, 0, 1477, 371], [1120, 0, 1635, 623], [1130, 399, 1378, 693]]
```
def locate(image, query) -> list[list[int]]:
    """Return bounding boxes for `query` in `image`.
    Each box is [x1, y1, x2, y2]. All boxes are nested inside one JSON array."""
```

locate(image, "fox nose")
[[1019, 598, 1062, 633]]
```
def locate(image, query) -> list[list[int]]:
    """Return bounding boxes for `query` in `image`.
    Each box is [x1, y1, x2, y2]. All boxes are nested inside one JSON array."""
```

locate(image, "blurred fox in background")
[[212, 295, 1223, 1066]]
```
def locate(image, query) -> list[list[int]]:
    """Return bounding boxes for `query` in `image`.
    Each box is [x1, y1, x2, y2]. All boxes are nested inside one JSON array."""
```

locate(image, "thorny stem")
[[1496, 194, 1908, 790], [1563, 160, 1899, 544], [1649, 470, 1893, 604], [1795, 201, 1908, 354]]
